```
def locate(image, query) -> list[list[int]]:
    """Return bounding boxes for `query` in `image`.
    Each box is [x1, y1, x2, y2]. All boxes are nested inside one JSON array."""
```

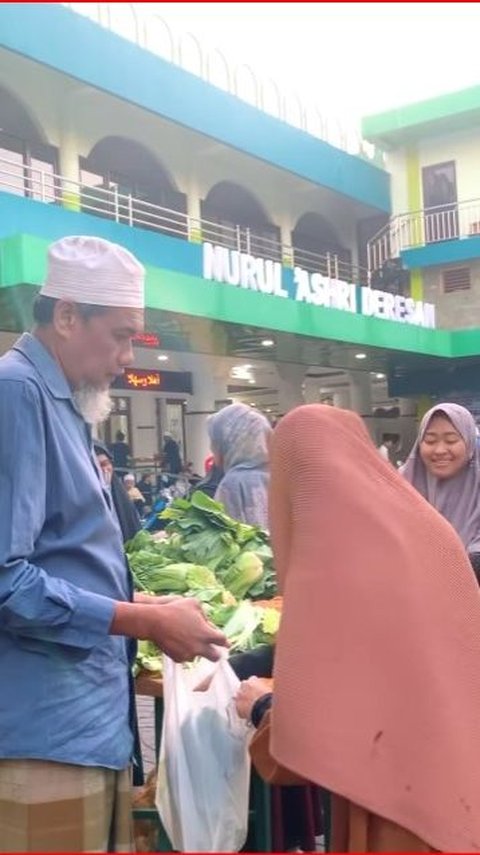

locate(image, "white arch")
[[260, 78, 282, 118], [283, 91, 305, 130], [104, 3, 140, 43], [206, 48, 231, 92], [177, 31, 204, 77], [234, 63, 259, 106], [143, 14, 175, 61], [0, 82, 50, 146]]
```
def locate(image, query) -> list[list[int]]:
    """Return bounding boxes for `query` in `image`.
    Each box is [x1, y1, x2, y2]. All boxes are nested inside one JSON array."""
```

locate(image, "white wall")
[[387, 126, 480, 217], [416, 127, 480, 205], [384, 150, 408, 215]]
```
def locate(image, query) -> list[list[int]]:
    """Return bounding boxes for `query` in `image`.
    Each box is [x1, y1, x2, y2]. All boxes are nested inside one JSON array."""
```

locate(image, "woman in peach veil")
[[268, 404, 480, 853]]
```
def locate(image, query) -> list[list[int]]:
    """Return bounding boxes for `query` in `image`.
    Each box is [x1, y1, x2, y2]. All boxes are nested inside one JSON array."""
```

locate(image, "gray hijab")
[[207, 403, 272, 528], [401, 403, 480, 553]]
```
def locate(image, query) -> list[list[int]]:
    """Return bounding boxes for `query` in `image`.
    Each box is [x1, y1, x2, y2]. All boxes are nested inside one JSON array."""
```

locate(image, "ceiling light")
[[266, 408, 272, 413], [261, 339, 274, 347], [248, 379, 255, 385], [355, 352, 367, 360], [157, 354, 169, 362], [250, 402, 257, 407], [376, 372, 386, 380]]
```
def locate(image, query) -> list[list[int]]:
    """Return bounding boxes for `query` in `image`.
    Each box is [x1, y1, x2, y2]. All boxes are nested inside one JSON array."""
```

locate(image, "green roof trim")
[[362, 84, 480, 146]]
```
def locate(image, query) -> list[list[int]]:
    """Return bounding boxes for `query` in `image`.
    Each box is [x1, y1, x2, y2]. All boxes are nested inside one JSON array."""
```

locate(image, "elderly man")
[[0, 236, 227, 852]]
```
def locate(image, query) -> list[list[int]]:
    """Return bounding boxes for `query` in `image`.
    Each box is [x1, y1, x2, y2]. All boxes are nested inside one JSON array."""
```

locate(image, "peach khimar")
[[269, 404, 480, 853]]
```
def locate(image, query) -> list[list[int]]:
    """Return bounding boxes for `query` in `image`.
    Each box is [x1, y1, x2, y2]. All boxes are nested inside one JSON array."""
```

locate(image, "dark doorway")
[[422, 161, 458, 243]]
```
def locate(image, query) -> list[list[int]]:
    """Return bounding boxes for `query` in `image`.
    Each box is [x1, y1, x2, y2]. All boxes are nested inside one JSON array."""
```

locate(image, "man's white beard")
[[73, 386, 113, 426]]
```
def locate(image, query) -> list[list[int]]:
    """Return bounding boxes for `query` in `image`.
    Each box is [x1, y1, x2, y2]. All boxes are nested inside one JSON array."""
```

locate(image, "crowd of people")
[[2, 234, 480, 853]]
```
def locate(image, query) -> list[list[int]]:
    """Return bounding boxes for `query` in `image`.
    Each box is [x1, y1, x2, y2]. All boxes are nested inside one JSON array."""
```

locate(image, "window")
[[0, 132, 58, 202], [442, 267, 471, 293], [29, 158, 56, 203], [0, 147, 24, 196]]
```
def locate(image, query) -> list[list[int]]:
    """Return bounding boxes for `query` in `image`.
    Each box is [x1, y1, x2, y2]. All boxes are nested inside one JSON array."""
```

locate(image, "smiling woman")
[[401, 402, 480, 580]]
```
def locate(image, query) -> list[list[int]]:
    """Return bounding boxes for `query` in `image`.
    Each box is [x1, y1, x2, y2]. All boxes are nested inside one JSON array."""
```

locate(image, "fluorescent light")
[[355, 352, 367, 360], [376, 372, 386, 380], [261, 339, 274, 347], [266, 408, 272, 413], [248, 379, 255, 385], [250, 402, 257, 407], [157, 354, 169, 362]]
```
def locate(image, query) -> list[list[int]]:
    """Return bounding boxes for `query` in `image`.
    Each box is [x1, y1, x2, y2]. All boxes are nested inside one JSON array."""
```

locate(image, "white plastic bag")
[[155, 654, 252, 852]]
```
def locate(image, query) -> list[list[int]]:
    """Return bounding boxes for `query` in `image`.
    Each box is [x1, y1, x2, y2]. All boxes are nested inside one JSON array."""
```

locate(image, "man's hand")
[[111, 598, 228, 663], [134, 592, 183, 606], [235, 676, 271, 720]]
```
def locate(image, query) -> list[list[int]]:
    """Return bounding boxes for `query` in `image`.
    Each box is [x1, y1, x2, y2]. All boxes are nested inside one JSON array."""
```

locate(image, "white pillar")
[[303, 377, 322, 404], [184, 358, 227, 474], [348, 372, 372, 415], [58, 128, 81, 211], [333, 387, 351, 409], [277, 364, 305, 415], [348, 371, 374, 437], [185, 179, 203, 243], [399, 397, 416, 417], [278, 216, 294, 267]]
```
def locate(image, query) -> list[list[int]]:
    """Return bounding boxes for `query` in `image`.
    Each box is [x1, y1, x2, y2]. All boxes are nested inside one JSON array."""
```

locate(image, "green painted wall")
[[1, 231, 476, 360]]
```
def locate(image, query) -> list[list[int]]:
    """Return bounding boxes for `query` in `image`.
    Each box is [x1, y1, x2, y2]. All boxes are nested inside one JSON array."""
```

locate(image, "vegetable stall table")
[[133, 672, 272, 852]]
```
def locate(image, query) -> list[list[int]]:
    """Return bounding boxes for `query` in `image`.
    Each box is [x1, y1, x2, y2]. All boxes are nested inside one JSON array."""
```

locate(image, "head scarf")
[[208, 403, 271, 471], [207, 403, 272, 527], [269, 404, 480, 852], [401, 403, 480, 554]]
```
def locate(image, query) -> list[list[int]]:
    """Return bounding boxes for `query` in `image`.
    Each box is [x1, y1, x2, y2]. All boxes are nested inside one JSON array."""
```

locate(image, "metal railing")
[[0, 153, 371, 285], [62, 2, 385, 168], [368, 198, 480, 271]]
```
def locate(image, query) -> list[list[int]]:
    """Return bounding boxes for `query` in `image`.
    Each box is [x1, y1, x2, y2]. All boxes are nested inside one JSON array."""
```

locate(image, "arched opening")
[[292, 212, 352, 280], [201, 181, 280, 260], [80, 136, 187, 235], [0, 85, 57, 201]]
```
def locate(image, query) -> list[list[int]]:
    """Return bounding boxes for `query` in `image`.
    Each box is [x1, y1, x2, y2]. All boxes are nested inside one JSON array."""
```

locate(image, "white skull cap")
[[40, 235, 145, 308]]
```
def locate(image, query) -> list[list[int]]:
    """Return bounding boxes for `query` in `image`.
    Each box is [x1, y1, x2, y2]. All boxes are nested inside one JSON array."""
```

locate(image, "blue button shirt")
[[0, 334, 133, 769]]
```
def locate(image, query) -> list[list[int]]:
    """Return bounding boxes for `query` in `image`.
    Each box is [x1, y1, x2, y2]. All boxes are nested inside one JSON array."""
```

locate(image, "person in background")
[[268, 403, 480, 852], [207, 402, 272, 528], [94, 442, 141, 543], [162, 431, 182, 474], [0, 235, 227, 853], [110, 428, 131, 476], [377, 432, 395, 462], [401, 402, 480, 581], [94, 441, 145, 789], [137, 471, 154, 510], [190, 462, 224, 500], [123, 473, 146, 517]]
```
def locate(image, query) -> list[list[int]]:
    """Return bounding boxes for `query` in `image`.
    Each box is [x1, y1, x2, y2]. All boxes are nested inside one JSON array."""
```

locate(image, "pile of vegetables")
[[126, 491, 280, 676]]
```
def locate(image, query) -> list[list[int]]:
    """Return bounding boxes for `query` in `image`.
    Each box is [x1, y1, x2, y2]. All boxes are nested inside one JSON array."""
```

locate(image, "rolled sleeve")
[[0, 379, 116, 650]]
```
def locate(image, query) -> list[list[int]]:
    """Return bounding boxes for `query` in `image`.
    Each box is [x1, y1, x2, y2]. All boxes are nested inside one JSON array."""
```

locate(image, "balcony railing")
[[0, 153, 370, 286], [368, 198, 480, 272]]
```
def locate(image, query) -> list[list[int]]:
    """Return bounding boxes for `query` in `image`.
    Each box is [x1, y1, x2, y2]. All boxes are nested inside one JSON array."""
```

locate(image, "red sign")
[[113, 369, 192, 394], [124, 370, 162, 390], [133, 332, 160, 348]]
